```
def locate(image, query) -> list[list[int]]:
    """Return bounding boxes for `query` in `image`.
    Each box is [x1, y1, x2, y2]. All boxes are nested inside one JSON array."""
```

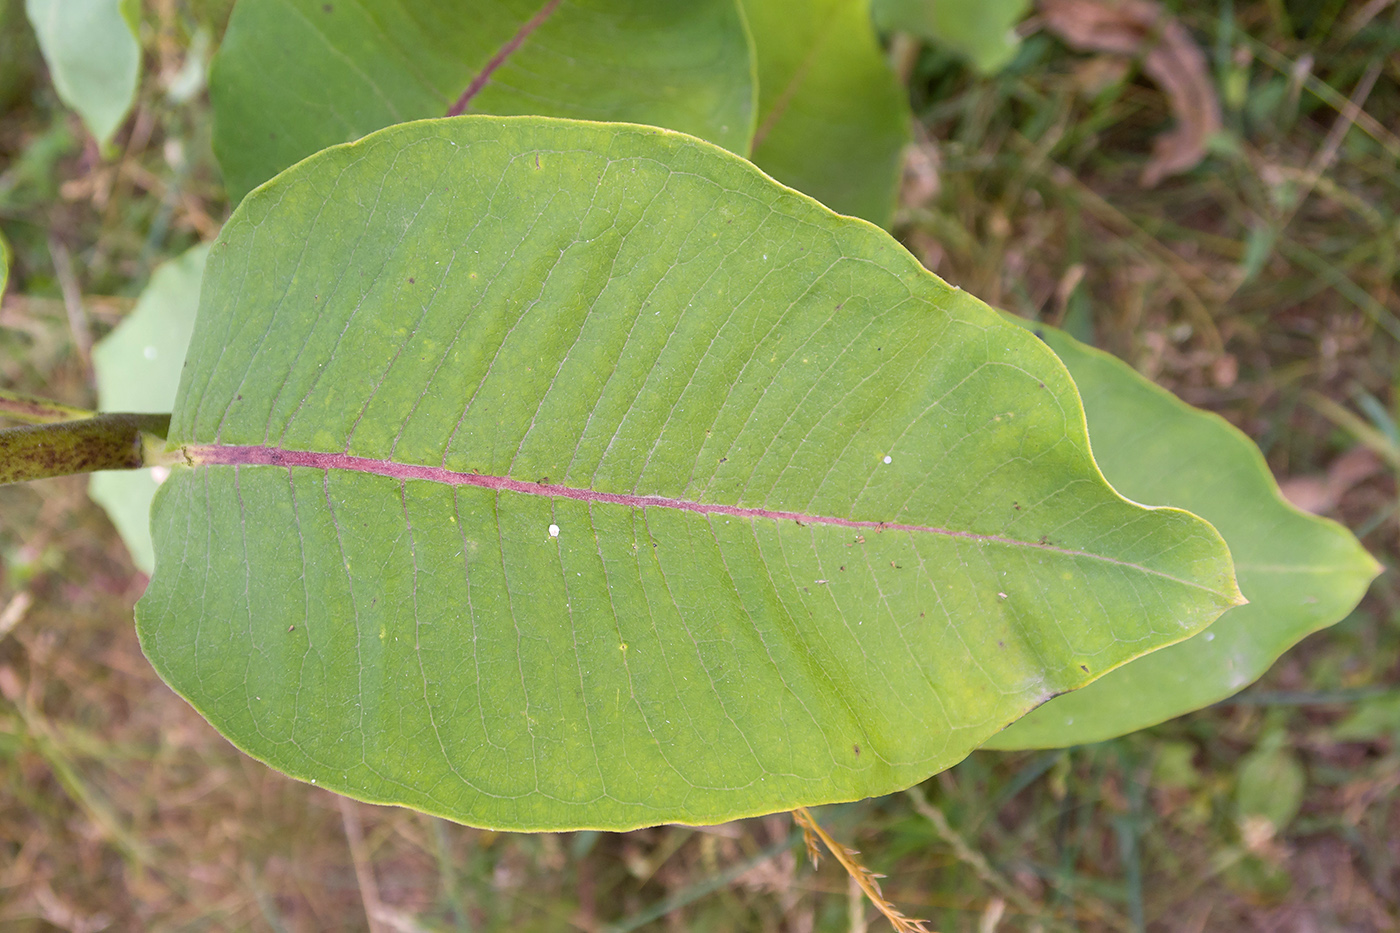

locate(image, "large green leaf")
[[137, 116, 1240, 831], [25, 0, 140, 148], [739, 0, 909, 227], [984, 320, 1380, 749], [209, 0, 755, 202], [90, 243, 210, 574], [871, 0, 1030, 75]]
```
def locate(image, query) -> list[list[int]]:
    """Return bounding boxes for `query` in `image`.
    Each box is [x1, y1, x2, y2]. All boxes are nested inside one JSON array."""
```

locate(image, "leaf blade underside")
[[984, 319, 1379, 749], [137, 116, 1240, 830], [210, 0, 756, 202], [739, 0, 911, 227]]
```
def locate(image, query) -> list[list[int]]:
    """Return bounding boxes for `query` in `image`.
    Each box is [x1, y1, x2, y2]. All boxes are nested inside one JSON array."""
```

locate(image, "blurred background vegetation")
[[1, 0, 1397, 929]]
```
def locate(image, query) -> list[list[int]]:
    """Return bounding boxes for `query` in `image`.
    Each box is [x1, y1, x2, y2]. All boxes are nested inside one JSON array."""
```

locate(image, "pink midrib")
[[186, 443, 1223, 595], [192, 443, 945, 533], [447, 0, 563, 117]]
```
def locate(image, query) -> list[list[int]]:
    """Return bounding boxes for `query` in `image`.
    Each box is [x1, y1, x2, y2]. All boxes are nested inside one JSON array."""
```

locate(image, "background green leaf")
[[871, 0, 1030, 75], [1333, 692, 1400, 743], [138, 116, 1240, 831], [24, 0, 140, 149], [739, 0, 910, 227], [1235, 727, 1305, 835], [0, 0, 41, 115], [0, 226, 10, 298], [89, 243, 209, 574], [984, 319, 1380, 749], [209, 0, 756, 202]]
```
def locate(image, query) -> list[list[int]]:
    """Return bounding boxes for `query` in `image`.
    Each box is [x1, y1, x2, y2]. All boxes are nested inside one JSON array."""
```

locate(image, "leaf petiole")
[[0, 412, 174, 485]]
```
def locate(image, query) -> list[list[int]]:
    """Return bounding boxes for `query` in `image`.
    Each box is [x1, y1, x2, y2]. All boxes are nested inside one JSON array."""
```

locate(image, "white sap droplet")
[[143, 346, 158, 360], [883, 455, 892, 464], [1204, 631, 1215, 641], [548, 523, 560, 538], [150, 466, 170, 484]]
